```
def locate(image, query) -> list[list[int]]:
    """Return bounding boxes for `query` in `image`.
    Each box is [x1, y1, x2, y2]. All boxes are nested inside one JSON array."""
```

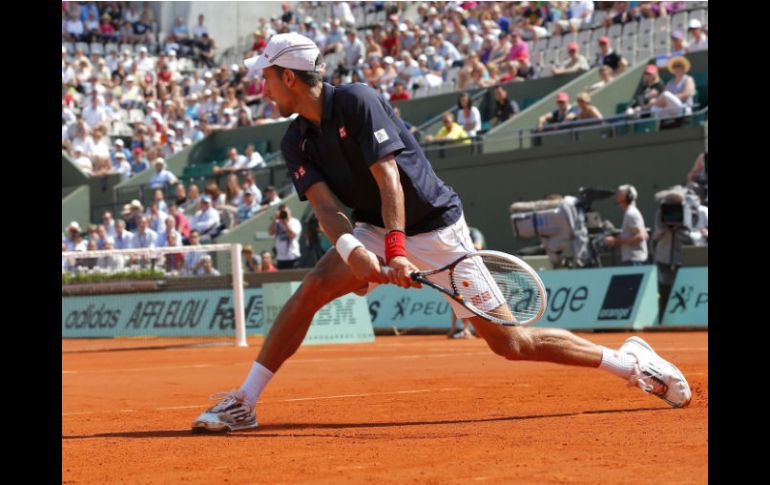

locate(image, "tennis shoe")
[[191, 389, 258, 433], [620, 336, 692, 408]]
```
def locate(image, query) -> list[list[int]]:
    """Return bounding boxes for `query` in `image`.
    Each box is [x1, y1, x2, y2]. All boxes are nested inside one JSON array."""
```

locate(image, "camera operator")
[[651, 187, 694, 318], [603, 185, 649, 266], [267, 203, 302, 270]]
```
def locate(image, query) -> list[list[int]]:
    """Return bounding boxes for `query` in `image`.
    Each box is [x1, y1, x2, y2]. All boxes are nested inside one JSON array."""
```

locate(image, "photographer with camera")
[[267, 203, 302, 270], [603, 185, 649, 266]]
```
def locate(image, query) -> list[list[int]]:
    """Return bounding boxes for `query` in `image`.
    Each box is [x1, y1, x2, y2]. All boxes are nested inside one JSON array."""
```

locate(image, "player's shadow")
[[61, 406, 669, 440]]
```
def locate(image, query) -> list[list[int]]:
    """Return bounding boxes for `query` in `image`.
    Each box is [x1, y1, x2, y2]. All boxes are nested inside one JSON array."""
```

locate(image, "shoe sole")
[[191, 420, 258, 434], [624, 336, 692, 408]]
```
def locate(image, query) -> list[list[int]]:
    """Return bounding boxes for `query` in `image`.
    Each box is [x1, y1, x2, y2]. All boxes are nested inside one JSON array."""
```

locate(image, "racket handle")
[[381, 266, 419, 281]]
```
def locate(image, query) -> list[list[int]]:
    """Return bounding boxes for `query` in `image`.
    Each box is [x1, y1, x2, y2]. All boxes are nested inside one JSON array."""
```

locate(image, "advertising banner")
[[661, 267, 708, 327]]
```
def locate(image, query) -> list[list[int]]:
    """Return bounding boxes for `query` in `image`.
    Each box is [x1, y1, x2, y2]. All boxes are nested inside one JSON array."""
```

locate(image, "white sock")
[[598, 346, 637, 380], [239, 361, 274, 407]]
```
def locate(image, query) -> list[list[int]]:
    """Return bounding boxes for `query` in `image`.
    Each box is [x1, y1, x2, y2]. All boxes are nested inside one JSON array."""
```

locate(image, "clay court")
[[62, 331, 707, 484]]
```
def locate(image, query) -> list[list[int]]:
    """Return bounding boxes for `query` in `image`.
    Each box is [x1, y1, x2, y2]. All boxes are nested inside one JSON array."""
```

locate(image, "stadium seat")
[[592, 10, 607, 28], [128, 109, 144, 123], [75, 42, 90, 55], [63, 42, 75, 56], [105, 42, 119, 54], [120, 43, 133, 54], [90, 42, 104, 55], [652, 17, 670, 56], [636, 46, 653, 65], [622, 22, 638, 37], [670, 11, 688, 35], [638, 17, 654, 49], [620, 34, 636, 64], [607, 24, 622, 39]]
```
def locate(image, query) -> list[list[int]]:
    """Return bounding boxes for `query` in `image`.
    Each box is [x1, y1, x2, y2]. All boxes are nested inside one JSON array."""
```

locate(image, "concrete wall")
[[62, 152, 88, 188], [156, 2, 284, 56], [61, 185, 90, 232]]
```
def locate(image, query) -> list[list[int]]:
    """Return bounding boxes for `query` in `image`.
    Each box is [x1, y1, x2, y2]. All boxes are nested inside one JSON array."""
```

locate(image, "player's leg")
[[255, 248, 368, 372], [469, 316, 602, 367], [469, 315, 691, 407], [192, 248, 368, 432]]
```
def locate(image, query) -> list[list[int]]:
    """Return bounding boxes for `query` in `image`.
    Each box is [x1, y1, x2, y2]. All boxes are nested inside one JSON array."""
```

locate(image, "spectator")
[[268, 204, 302, 270], [191, 195, 221, 239], [147, 201, 169, 233], [236, 186, 261, 224], [280, 2, 296, 25], [585, 65, 615, 94], [538, 92, 577, 130], [133, 11, 153, 45], [423, 112, 471, 145], [670, 31, 687, 57], [167, 202, 191, 239], [490, 85, 520, 127], [242, 245, 263, 272], [389, 80, 411, 102], [130, 216, 158, 249], [243, 144, 266, 170], [254, 97, 284, 125], [112, 152, 132, 181], [131, 147, 150, 174], [260, 250, 278, 272], [554, 1, 595, 36], [181, 183, 201, 212], [333, 1, 356, 28], [687, 152, 708, 185], [64, 222, 83, 251], [553, 42, 590, 75], [568, 92, 603, 123], [651, 56, 696, 118], [96, 238, 126, 272], [192, 14, 209, 42], [236, 108, 253, 127], [604, 185, 648, 266], [506, 31, 529, 63], [183, 230, 206, 274], [514, 54, 536, 80], [488, 32, 512, 67], [102, 212, 117, 238], [594, 37, 628, 74], [603, 1, 633, 27], [196, 33, 216, 68], [64, 10, 87, 42], [242, 172, 263, 204], [343, 30, 366, 70], [687, 19, 708, 52], [515, 2, 548, 41], [112, 219, 133, 250], [195, 254, 221, 276], [156, 216, 182, 247], [125, 200, 144, 231], [167, 16, 192, 51], [72, 146, 93, 175], [120, 75, 143, 109], [163, 232, 185, 274], [148, 158, 179, 190], [625, 64, 665, 117], [205, 182, 226, 209], [213, 147, 246, 174], [174, 183, 187, 207], [456, 93, 482, 137], [224, 173, 244, 208], [392, 106, 420, 138], [261, 185, 282, 209]]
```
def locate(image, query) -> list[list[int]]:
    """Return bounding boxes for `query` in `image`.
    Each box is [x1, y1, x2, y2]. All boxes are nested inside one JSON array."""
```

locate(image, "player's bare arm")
[[305, 181, 388, 285], [369, 155, 421, 289]]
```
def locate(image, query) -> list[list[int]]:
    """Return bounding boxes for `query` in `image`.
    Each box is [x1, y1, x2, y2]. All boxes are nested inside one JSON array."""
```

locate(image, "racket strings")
[[452, 255, 544, 323]]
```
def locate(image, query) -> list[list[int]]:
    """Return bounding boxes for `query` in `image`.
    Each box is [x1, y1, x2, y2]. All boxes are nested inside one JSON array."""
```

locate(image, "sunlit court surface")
[[62, 332, 707, 484]]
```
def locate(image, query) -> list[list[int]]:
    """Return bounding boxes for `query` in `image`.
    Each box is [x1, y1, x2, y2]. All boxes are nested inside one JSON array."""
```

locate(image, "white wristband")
[[335, 233, 364, 265]]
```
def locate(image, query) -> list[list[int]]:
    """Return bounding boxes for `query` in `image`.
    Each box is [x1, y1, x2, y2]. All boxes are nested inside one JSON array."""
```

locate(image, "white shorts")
[[353, 213, 504, 319]]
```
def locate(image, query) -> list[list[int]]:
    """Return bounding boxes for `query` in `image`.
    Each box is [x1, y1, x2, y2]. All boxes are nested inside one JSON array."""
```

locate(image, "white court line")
[[62, 349, 708, 374], [62, 387, 465, 417]]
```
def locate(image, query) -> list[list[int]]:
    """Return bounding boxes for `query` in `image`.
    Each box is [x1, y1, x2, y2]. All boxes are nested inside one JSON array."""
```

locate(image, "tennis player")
[[193, 34, 690, 433]]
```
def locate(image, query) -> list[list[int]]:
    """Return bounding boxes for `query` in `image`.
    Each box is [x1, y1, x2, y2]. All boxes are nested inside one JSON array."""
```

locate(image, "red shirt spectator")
[[389, 82, 411, 102], [382, 29, 400, 57], [168, 203, 191, 238]]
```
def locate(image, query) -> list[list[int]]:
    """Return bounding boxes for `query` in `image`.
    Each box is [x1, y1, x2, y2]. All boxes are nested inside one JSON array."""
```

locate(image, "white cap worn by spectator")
[[244, 32, 324, 74], [398, 23, 408, 32], [67, 221, 81, 232], [115, 139, 124, 147], [688, 19, 702, 30], [130, 199, 143, 211]]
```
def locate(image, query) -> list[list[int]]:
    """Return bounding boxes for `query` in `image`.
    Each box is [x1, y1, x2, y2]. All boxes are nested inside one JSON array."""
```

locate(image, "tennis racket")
[[386, 250, 547, 326]]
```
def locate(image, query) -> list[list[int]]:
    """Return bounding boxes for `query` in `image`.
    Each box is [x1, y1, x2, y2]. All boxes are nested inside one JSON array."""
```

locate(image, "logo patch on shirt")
[[293, 165, 306, 180], [339, 126, 347, 138], [374, 128, 390, 144]]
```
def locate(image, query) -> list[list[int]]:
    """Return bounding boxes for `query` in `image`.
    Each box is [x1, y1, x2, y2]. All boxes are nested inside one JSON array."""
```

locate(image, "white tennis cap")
[[244, 32, 322, 73]]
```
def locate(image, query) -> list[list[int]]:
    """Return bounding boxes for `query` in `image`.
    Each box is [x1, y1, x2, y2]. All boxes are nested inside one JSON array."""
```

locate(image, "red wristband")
[[385, 230, 407, 263]]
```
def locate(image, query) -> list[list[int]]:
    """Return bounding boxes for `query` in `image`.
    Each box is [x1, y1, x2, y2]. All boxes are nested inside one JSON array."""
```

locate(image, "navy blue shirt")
[[281, 82, 462, 236]]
